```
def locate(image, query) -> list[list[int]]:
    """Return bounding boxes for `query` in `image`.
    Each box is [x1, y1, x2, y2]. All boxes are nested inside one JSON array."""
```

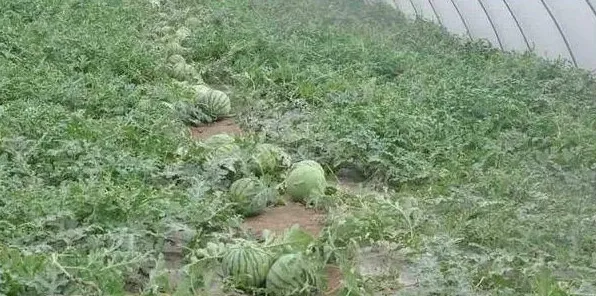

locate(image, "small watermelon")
[[186, 17, 201, 27], [168, 54, 186, 64], [175, 26, 191, 41], [266, 253, 321, 295], [291, 160, 325, 176], [252, 143, 292, 175], [157, 26, 174, 34], [163, 222, 196, 247], [285, 161, 326, 202], [170, 61, 196, 81], [205, 143, 241, 163], [165, 40, 187, 55], [193, 84, 211, 94], [229, 177, 268, 216], [222, 245, 274, 291], [196, 86, 231, 118]]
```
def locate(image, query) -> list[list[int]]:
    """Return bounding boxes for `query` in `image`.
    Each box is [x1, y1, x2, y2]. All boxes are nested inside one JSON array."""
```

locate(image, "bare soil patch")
[[241, 201, 326, 237], [190, 118, 243, 140], [325, 265, 343, 296]]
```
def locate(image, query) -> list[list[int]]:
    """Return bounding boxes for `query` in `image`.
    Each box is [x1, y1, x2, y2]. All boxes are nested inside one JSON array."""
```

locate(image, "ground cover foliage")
[[1, 0, 596, 295]]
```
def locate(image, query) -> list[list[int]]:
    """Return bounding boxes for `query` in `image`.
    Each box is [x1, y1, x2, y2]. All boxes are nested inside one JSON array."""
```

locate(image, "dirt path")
[[241, 201, 325, 237], [190, 118, 243, 139]]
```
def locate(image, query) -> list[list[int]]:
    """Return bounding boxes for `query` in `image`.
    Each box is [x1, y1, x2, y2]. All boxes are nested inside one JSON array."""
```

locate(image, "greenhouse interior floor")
[[1, 0, 595, 295]]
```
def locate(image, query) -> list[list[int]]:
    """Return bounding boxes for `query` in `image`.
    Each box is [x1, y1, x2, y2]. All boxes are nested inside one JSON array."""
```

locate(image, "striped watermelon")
[[196, 86, 231, 118], [291, 160, 325, 176], [175, 26, 191, 41], [170, 61, 196, 81], [266, 253, 321, 295], [205, 143, 241, 162], [285, 161, 326, 203], [156, 26, 174, 35], [166, 40, 187, 55], [186, 17, 201, 27], [168, 54, 186, 64], [229, 177, 268, 217], [222, 245, 274, 291], [252, 143, 292, 175]]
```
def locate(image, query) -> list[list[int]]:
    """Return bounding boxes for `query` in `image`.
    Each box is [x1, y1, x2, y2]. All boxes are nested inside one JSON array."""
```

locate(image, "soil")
[[337, 178, 364, 193], [241, 201, 326, 237], [325, 265, 344, 296], [161, 228, 190, 291], [357, 244, 420, 295], [190, 118, 243, 140]]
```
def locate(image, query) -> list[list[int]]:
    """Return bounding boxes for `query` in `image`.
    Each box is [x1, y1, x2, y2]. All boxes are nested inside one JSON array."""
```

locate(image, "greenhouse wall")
[[366, 0, 596, 73]]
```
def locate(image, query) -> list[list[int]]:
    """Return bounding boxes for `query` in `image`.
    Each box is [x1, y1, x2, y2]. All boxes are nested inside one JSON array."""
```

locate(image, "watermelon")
[[285, 161, 326, 202], [186, 17, 201, 27], [163, 222, 196, 247], [165, 40, 187, 55], [195, 86, 231, 118], [266, 253, 321, 295], [252, 143, 292, 175], [205, 143, 241, 163], [222, 245, 274, 291], [229, 177, 268, 216], [291, 160, 325, 176], [193, 84, 211, 94], [168, 54, 186, 64], [175, 26, 191, 41], [170, 61, 196, 81], [157, 26, 174, 34]]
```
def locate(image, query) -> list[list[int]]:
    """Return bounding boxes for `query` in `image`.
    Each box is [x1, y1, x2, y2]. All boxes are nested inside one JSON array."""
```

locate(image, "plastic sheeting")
[[368, 0, 596, 72]]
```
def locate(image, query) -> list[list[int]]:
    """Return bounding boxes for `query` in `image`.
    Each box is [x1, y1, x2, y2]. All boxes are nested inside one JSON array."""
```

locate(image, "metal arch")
[[448, 0, 472, 40], [427, 0, 444, 27], [395, 0, 416, 19], [477, 0, 504, 50], [586, 0, 596, 19], [406, 0, 420, 18], [539, 0, 578, 67], [502, 0, 531, 51]]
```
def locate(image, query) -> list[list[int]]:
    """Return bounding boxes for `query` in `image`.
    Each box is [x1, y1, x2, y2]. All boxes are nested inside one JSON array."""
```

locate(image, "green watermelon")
[[175, 26, 191, 41], [252, 143, 292, 175], [204, 143, 241, 163], [157, 26, 174, 35], [285, 161, 326, 202], [185, 17, 201, 27], [229, 177, 268, 216], [266, 253, 321, 295], [222, 245, 274, 291], [165, 40, 187, 55], [291, 160, 325, 176], [170, 61, 196, 81], [168, 54, 186, 64], [195, 86, 231, 118]]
